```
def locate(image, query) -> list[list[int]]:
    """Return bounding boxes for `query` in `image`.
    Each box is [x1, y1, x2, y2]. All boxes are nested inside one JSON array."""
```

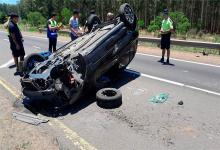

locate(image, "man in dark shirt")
[[8, 13, 25, 73]]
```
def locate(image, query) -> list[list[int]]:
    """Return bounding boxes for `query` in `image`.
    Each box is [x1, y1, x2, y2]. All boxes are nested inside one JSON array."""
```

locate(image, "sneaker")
[[166, 59, 170, 64]]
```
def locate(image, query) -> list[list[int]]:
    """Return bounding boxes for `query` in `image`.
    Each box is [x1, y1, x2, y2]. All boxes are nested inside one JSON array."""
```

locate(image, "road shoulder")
[[138, 45, 220, 65], [0, 92, 59, 150]]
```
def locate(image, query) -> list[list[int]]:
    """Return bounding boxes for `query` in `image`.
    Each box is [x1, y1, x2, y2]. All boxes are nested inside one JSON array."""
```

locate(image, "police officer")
[[159, 9, 174, 64], [8, 13, 25, 74], [47, 13, 59, 52]]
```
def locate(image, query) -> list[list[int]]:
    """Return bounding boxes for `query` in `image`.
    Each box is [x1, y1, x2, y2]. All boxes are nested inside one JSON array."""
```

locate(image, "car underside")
[[21, 3, 139, 105]]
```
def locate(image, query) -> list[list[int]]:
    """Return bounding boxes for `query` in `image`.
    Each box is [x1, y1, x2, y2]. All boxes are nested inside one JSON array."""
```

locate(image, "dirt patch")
[[0, 95, 59, 150], [138, 45, 220, 65]]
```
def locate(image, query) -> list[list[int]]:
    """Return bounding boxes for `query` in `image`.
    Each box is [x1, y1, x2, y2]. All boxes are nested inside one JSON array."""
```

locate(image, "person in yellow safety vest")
[[47, 13, 60, 53], [159, 9, 174, 64]]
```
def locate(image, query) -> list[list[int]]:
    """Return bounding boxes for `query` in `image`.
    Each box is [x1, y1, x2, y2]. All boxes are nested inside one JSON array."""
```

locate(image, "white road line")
[[0, 55, 28, 69], [136, 53, 220, 68], [125, 69, 220, 96], [0, 59, 14, 68]]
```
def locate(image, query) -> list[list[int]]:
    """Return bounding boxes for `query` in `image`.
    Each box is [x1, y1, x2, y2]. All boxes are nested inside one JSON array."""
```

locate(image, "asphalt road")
[[0, 31, 220, 150]]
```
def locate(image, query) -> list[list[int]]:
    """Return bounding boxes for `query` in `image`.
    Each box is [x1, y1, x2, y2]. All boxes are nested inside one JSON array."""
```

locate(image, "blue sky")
[[0, 0, 19, 4]]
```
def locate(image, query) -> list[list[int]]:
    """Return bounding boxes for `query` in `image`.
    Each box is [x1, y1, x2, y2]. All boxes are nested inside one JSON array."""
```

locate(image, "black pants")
[[161, 32, 171, 50], [49, 38, 57, 52]]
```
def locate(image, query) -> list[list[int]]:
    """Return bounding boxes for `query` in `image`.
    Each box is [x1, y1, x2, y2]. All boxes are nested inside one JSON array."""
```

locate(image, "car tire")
[[96, 88, 122, 109], [119, 3, 137, 30], [23, 53, 45, 73], [87, 14, 101, 32]]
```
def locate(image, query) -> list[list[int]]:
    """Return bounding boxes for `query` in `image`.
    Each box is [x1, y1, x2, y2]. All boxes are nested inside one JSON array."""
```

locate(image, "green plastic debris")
[[149, 93, 169, 103]]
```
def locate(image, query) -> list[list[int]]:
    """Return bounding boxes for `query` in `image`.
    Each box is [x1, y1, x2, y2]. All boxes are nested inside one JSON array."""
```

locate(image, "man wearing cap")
[[159, 9, 174, 64], [8, 13, 25, 74], [69, 10, 82, 41], [47, 13, 59, 52]]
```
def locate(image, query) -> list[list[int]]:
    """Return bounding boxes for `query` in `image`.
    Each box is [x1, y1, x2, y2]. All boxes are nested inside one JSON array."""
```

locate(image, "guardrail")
[[39, 28, 70, 35], [39, 28, 220, 51], [139, 37, 220, 50]]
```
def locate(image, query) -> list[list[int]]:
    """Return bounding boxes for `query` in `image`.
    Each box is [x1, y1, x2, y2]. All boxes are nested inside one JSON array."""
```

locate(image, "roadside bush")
[[138, 19, 145, 29], [170, 11, 190, 34], [147, 14, 162, 32], [60, 8, 72, 25], [0, 11, 7, 24], [147, 11, 190, 34], [20, 19, 27, 25], [27, 12, 46, 26]]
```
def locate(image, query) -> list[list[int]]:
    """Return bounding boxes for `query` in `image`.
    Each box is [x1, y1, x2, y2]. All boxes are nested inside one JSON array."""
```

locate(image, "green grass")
[[28, 26, 38, 32], [214, 35, 220, 43]]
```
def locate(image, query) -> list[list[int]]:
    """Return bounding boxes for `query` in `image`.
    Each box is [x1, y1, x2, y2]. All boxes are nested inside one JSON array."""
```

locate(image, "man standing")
[[8, 13, 25, 74], [159, 9, 174, 64], [47, 13, 59, 53], [69, 10, 82, 41]]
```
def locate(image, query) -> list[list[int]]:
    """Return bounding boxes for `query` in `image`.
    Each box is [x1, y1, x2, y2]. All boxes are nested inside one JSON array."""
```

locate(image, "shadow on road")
[[21, 70, 140, 118], [8, 64, 16, 69], [162, 62, 175, 66]]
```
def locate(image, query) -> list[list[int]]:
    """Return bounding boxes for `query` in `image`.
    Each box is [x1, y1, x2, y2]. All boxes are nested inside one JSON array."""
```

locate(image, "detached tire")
[[96, 88, 122, 109], [119, 3, 137, 30], [23, 53, 45, 73]]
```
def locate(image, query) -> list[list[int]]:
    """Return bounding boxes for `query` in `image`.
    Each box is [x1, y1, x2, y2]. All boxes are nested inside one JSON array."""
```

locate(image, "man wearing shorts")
[[8, 13, 25, 73], [159, 9, 173, 64]]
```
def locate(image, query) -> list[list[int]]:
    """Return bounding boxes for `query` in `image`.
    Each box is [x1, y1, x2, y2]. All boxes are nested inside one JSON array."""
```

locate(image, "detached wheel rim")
[[102, 90, 117, 97], [124, 5, 134, 24]]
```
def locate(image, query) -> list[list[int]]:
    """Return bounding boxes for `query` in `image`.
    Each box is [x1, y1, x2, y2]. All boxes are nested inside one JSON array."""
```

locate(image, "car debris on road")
[[12, 111, 49, 125], [149, 93, 169, 103]]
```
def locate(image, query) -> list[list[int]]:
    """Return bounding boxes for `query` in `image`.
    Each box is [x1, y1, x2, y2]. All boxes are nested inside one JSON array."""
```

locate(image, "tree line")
[[0, 0, 220, 34]]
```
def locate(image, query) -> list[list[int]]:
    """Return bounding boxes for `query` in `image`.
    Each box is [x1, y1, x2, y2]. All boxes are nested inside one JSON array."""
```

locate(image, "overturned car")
[[21, 3, 138, 105]]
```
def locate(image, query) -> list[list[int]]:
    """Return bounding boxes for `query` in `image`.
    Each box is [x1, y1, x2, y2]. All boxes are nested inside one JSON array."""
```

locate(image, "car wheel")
[[118, 42, 137, 70], [96, 88, 122, 109], [23, 53, 45, 73], [87, 14, 101, 32], [119, 3, 137, 30]]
